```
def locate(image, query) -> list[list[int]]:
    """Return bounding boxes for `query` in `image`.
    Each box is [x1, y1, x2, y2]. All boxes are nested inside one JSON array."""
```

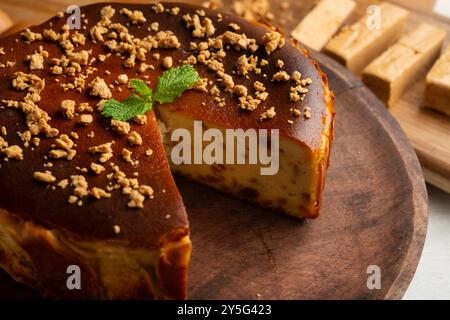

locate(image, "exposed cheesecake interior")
[[157, 83, 334, 218], [0, 2, 334, 299]]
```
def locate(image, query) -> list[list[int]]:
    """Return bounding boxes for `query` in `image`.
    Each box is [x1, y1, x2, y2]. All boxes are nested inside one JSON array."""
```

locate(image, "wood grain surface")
[[0, 0, 428, 299]]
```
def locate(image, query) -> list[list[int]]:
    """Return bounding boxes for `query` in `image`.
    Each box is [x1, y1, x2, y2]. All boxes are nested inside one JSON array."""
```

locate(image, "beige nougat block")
[[291, 0, 356, 51], [362, 23, 446, 107], [324, 2, 409, 74], [424, 45, 450, 116]]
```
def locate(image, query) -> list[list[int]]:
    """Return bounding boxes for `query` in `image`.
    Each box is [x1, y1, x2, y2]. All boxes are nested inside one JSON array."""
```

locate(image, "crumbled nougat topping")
[[239, 95, 261, 111], [304, 106, 312, 119], [21, 29, 43, 43], [55, 134, 75, 151], [193, 77, 208, 92], [1, 145, 24, 160], [116, 74, 128, 84], [61, 100, 76, 119], [111, 119, 130, 135], [220, 73, 235, 92], [128, 131, 143, 146], [128, 190, 145, 208], [229, 23, 240, 31], [276, 59, 284, 69], [171, 7, 180, 15], [90, 162, 106, 174], [222, 31, 258, 52], [90, 187, 111, 199], [57, 179, 69, 189], [133, 115, 147, 125], [68, 175, 89, 205], [120, 8, 147, 24], [121, 148, 139, 166], [49, 149, 68, 159], [139, 185, 154, 197], [88, 77, 112, 99], [78, 114, 93, 125], [262, 31, 285, 55], [68, 50, 90, 66], [88, 142, 114, 163], [27, 47, 49, 70], [113, 225, 121, 234], [183, 13, 216, 38], [254, 81, 266, 92], [234, 85, 248, 97], [272, 71, 290, 82], [291, 108, 301, 117], [162, 56, 173, 69], [152, 3, 165, 13], [12, 72, 45, 92], [9, 73, 59, 139], [259, 106, 276, 121], [33, 171, 56, 183], [290, 72, 312, 102], [155, 30, 181, 48], [236, 54, 260, 76]]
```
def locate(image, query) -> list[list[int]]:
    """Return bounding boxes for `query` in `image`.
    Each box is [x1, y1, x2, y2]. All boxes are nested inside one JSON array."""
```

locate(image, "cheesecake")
[[0, 2, 335, 299]]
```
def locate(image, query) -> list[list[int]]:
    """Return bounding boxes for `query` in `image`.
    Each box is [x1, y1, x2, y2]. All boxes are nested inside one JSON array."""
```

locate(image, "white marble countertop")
[[403, 185, 450, 299]]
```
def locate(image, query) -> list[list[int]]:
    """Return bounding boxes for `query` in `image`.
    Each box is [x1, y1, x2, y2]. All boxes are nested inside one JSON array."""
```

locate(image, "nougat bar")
[[324, 2, 409, 74], [362, 23, 446, 107], [291, 0, 356, 51]]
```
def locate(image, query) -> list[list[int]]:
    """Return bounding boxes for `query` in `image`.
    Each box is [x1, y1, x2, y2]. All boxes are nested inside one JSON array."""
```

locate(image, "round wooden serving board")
[[0, 51, 428, 300], [186, 52, 428, 300]]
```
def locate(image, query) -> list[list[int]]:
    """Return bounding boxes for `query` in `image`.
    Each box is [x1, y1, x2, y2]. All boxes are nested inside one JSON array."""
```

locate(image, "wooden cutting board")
[[0, 0, 428, 299], [342, 0, 450, 194]]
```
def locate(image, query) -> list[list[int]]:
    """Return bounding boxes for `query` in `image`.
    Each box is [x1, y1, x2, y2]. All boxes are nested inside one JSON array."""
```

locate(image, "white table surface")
[[401, 0, 450, 301], [403, 185, 450, 300]]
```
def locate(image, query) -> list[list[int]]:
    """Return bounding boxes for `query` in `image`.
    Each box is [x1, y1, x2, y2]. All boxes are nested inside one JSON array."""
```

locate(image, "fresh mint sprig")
[[102, 64, 200, 121]]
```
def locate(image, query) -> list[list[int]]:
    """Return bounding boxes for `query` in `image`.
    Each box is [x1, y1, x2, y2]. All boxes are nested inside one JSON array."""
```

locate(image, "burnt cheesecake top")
[[0, 2, 333, 247]]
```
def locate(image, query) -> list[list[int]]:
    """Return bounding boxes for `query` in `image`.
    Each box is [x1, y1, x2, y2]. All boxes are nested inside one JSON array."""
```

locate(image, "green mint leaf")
[[153, 64, 200, 104], [130, 79, 152, 100], [101, 94, 152, 121], [101, 65, 199, 122]]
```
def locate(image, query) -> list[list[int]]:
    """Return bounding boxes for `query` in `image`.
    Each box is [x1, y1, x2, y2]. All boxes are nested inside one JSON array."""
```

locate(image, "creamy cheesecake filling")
[[0, 208, 190, 299]]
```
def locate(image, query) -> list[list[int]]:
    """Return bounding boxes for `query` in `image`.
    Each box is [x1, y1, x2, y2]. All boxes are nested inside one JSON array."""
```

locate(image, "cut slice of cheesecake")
[[156, 49, 334, 218], [0, 2, 334, 299]]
